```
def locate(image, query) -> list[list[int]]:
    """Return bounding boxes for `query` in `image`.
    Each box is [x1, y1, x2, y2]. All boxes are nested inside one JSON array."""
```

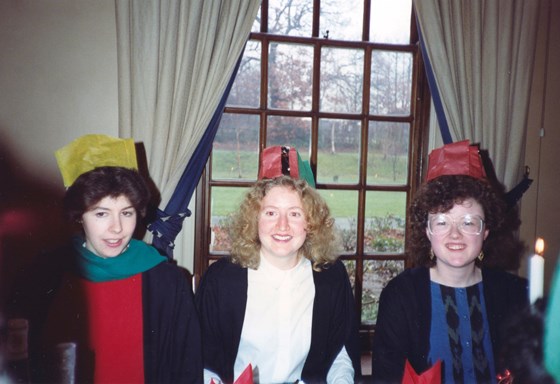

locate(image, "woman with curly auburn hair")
[[372, 141, 529, 384], [196, 146, 361, 384]]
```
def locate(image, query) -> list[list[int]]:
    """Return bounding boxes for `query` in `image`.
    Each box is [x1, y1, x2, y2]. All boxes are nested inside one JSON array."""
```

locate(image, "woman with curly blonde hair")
[[228, 175, 339, 271], [196, 146, 361, 384]]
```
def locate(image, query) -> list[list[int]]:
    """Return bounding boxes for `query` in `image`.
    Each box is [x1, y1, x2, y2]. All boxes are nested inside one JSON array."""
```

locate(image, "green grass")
[[318, 190, 406, 218], [210, 149, 408, 217], [212, 149, 408, 184], [316, 152, 361, 183], [211, 187, 248, 217], [211, 150, 259, 179], [317, 150, 408, 185], [210, 188, 406, 220]]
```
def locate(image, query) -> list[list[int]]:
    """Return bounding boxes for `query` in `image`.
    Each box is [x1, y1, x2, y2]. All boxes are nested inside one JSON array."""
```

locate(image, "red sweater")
[[44, 273, 144, 383]]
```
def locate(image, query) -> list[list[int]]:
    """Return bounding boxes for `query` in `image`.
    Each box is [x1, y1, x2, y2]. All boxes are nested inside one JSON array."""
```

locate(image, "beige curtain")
[[115, 0, 260, 206], [414, 0, 540, 189]]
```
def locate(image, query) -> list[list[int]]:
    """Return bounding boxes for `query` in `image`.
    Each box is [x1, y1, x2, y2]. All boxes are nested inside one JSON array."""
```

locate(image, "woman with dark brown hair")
[[372, 141, 529, 384], [11, 135, 202, 383]]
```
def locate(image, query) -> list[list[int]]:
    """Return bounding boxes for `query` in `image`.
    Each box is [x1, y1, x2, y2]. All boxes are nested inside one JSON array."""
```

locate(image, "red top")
[[45, 273, 144, 383]]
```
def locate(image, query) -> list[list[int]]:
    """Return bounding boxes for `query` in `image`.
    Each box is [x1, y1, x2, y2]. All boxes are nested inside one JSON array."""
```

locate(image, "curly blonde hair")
[[228, 176, 339, 271]]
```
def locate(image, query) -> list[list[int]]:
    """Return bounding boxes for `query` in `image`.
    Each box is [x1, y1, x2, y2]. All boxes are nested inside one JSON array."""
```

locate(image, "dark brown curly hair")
[[228, 176, 339, 271], [407, 174, 519, 268]]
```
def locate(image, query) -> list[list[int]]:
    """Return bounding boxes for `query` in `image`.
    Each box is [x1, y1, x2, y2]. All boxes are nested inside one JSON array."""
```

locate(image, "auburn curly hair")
[[407, 175, 512, 268], [227, 176, 339, 271]]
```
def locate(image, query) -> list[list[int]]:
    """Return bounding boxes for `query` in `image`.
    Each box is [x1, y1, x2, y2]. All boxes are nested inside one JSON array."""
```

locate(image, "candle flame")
[[535, 238, 545, 255]]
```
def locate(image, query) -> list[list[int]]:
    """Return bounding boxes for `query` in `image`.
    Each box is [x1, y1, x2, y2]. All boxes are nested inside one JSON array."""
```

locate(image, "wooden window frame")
[[193, 0, 431, 352]]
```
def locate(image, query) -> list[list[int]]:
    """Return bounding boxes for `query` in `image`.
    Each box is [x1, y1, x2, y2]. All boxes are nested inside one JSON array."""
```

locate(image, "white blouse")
[[235, 254, 315, 383], [204, 254, 353, 383]]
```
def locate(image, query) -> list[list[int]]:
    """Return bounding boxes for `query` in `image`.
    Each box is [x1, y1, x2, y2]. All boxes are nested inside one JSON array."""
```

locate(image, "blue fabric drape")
[[147, 53, 244, 258], [417, 22, 453, 145]]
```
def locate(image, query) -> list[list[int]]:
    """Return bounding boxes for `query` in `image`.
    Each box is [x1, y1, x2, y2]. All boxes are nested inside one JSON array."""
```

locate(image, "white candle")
[[529, 237, 545, 303]]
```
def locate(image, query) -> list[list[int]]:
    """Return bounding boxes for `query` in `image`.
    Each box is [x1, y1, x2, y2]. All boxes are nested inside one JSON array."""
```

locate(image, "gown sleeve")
[[143, 262, 203, 383], [371, 276, 413, 383]]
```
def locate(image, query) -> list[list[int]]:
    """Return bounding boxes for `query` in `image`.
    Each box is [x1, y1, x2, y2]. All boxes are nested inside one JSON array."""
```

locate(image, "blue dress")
[[429, 281, 496, 383], [371, 267, 528, 384]]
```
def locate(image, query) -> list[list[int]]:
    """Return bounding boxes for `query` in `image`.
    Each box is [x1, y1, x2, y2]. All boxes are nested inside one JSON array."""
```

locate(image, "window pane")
[[266, 115, 311, 156], [364, 191, 406, 253], [212, 114, 260, 181], [251, 7, 261, 32], [320, 0, 363, 41], [320, 47, 364, 113], [317, 119, 361, 184], [318, 190, 359, 253], [342, 260, 357, 294], [370, 50, 413, 115], [227, 40, 261, 108], [201, 0, 423, 334], [362, 259, 404, 324], [268, 43, 313, 110], [367, 121, 409, 185], [369, 0, 412, 44], [268, 0, 313, 37], [210, 187, 248, 251]]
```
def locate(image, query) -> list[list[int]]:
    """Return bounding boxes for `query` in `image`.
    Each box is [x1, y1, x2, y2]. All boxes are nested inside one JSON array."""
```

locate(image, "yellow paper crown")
[[55, 134, 138, 188]]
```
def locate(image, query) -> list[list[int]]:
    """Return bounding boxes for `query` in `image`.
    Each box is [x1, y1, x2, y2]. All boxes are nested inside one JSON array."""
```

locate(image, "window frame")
[[194, 0, 431, 351]]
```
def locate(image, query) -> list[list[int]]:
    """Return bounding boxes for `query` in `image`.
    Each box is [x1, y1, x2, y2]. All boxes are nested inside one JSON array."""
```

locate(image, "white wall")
[[0, 0, 121, 311], [0, 0, 119, 189], [0, 0, 196, 284], [519, 0, 560, 296]]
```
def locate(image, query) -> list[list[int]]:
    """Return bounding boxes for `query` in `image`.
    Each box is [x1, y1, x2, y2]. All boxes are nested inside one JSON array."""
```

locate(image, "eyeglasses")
[[427, 214, 485, 236]]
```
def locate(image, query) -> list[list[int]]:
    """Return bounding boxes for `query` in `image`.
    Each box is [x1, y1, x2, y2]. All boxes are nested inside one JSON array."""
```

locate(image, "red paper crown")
[[426, 140, 486, 181], [258, 146, 300, 180], [258, 145, 316, 187]]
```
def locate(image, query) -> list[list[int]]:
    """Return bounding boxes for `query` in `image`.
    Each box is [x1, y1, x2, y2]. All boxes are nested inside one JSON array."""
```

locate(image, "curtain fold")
[[414, 0, 540, 189], [148, 54, 243, 257], [115, 0, 261, 255]]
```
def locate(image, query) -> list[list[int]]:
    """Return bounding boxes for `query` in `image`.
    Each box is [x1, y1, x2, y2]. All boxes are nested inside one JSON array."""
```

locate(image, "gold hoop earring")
[[478, 251, 484, 261], [430, 249, 435, 260]]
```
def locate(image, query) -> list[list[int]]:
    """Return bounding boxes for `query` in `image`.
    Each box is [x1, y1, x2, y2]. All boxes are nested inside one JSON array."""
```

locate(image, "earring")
[[478, 251, 484, 261], [430, 249, 435, 260]]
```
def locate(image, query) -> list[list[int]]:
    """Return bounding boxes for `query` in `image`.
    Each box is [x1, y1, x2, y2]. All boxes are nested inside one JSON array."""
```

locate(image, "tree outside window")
[[196, 0, 428, 356]]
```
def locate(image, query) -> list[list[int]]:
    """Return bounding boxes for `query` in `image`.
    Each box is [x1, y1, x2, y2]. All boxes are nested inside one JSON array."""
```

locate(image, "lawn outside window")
[[194, 0, 430, 359]]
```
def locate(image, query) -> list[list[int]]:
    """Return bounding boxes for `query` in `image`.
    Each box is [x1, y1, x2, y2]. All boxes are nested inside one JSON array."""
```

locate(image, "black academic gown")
[[9, 244, 203, 383], [195, 257, 362, 384], [371, 267, 528, 384]]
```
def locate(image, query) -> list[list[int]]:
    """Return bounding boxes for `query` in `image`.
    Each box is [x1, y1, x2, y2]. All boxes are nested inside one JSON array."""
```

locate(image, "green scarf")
[[73, 236, 166, 282]]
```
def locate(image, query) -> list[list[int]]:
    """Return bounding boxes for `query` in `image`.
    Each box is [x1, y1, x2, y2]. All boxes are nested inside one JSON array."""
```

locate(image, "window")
[[195, 0, 429, 356]]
